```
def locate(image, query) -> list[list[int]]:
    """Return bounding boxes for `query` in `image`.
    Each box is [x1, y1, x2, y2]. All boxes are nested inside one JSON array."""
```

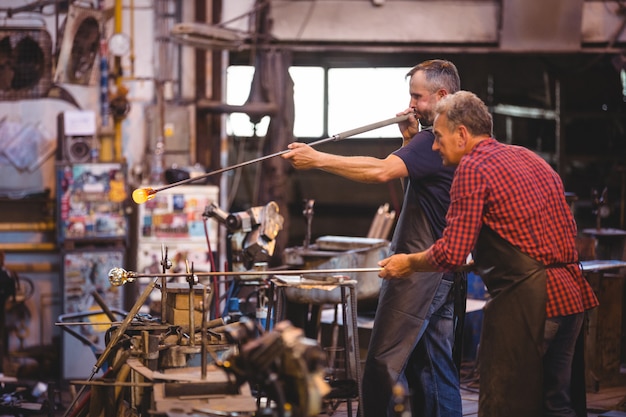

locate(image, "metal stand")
[[267, 276, 361, 416]]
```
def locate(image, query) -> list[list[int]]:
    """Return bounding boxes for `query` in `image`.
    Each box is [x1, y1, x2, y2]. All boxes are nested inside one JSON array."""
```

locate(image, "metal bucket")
[[282, 236, 390, 305]]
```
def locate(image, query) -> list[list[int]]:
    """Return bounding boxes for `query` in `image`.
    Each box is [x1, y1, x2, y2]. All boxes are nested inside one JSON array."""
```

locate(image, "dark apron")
[[472, 227, 547, 417], [362, 179, 456, 417]]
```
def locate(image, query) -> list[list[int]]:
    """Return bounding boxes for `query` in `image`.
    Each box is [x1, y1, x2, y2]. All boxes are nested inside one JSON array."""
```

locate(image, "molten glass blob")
[[132, 188, 156, 204]]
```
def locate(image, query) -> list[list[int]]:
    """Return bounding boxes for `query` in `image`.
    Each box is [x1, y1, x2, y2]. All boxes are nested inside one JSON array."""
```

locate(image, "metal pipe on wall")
[[113, 0, 124, 162]]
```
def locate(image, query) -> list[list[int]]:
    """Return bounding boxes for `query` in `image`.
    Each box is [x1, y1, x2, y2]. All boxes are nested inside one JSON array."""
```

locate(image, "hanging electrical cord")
[[225, 131, 249, 209], [252, 129, 268, 205]]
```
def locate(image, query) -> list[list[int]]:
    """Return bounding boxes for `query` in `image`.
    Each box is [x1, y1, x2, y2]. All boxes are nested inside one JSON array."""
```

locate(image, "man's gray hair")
[[435, 91, 493, 136]]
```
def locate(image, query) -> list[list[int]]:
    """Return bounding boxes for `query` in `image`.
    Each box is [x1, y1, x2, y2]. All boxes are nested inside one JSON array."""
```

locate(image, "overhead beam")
[[268, 1, 498, 44], [500, 0, 584, 51], [221, 1, 626, 52]]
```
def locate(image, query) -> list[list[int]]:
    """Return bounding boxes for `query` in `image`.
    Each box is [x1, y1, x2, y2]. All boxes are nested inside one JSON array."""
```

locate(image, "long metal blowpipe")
[[132, 114, 410, 204], [109, 266, 383, 286]]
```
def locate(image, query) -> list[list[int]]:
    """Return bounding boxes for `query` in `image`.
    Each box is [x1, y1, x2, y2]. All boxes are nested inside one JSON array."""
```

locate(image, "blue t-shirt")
[[391, 129, 455, 253]]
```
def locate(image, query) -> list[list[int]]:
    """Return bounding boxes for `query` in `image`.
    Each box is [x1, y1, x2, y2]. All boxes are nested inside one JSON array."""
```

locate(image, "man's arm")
[[281, 143, 408, 183], [377, 250, 437, 279]]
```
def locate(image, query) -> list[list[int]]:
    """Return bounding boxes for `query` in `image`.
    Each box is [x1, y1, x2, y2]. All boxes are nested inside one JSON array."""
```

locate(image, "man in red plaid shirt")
[[379, 91, 598, 417]]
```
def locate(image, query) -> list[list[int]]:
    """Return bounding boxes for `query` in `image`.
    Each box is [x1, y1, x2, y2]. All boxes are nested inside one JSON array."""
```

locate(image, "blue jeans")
[[542, 313, 584, 417], [403, 279, 462, 417]]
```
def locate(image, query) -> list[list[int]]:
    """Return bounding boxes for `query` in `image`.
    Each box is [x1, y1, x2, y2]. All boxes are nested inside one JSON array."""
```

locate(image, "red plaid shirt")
[[427, 138, 598, 317]]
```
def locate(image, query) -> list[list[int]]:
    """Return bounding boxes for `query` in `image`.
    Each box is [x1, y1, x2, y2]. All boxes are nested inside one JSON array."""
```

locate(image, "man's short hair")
[[435, 91, 493, 137], [406, 59, 461, 94]]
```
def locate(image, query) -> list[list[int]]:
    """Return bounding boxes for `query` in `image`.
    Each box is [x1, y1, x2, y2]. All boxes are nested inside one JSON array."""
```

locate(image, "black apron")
[[472, 227, 547, 417], [362, 178, 455, 417]]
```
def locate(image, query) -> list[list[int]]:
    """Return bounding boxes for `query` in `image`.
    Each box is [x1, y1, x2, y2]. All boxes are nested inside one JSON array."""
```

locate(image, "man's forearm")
[[283, 142, 407, 182], [317, 154, 389, 183], [408, 250, 437, 272], [378, 249, 438, 279]]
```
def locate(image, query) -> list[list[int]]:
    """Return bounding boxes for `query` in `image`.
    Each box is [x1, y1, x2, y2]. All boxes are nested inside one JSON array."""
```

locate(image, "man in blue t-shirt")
[[282, 59, 462, 417]]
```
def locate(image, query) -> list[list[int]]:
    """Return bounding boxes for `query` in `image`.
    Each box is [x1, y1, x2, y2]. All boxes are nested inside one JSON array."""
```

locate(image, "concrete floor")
[[34, 383, 626, 417], [323, 383, 626, 417], [0, 367, 622, 417]]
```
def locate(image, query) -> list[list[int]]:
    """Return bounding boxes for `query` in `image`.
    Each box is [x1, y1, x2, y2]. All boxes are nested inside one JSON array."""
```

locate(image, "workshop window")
[[226, 66, 409, 139], [226, 65, 268, 137], [327, 67, 410, 138]]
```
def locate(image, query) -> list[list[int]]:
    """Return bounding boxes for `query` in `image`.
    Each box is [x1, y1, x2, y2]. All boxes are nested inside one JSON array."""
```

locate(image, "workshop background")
[[0, 0, 625, 416]]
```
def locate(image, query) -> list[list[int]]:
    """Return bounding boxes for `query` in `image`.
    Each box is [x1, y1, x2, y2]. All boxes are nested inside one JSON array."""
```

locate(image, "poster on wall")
[[135, 241, 215, 318], [135, 185, 219, 318], [56, 162, 129, 242], [137, 184, 219, 248], [60, 249, 126, 380], [137, 241, 214, 275]]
